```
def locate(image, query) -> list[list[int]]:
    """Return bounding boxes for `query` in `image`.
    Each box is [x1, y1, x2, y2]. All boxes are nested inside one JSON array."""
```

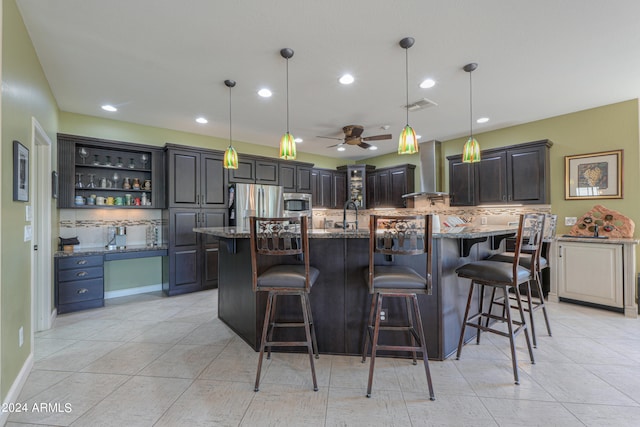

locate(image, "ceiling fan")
[[318, 125, 392, 149]]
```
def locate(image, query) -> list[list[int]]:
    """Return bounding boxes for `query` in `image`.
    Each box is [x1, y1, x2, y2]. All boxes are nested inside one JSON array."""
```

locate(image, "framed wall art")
[[13, 140, 29, 202], [565, 149, 622, 200]]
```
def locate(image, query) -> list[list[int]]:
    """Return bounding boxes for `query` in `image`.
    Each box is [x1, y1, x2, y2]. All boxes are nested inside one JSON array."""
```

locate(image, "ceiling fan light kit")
[[279, 48, 297, 160], [398, 37, 419, 155], [224, 79, 239, 169], [462, 62, 481, 163]]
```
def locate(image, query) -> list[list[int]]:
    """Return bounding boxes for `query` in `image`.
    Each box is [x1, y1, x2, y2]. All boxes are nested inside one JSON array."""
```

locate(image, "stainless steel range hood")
[[402, 140, 449, 199]]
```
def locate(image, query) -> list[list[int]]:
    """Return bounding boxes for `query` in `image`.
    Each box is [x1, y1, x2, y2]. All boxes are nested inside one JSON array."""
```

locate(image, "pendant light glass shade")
[[462, 137, 480, 163], [398, 125, 418, 154], [224, 145, 238, 169], [462, 63, 480, 163], [279, 48, 296, 160], [279, 132, 296, 160], [223, 79, 238, 169], [398, 37, 419, 155]]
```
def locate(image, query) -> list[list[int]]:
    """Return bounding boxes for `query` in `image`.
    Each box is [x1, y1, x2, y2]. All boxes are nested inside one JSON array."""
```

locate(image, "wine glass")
[[141, 154, 148, 169], [87, 174, 96, 189], [78, 147, 88, 164], [75, 173, 83, 188], [112, 172, 119, 188]]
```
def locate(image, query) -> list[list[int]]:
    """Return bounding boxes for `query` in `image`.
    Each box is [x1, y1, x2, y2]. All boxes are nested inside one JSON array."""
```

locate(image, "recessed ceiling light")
[[369, 146, 378, 150], [416, 135, 422, 139], [258, 88, 272, 98], [337, 146, 346, 151], [294, 138, 303, 143], [339, 74, 354, 85], [195, 117, 208, 124], [101, 104, 117, 112], [419, 79, 435, 89], [477, 117, 489, 124]]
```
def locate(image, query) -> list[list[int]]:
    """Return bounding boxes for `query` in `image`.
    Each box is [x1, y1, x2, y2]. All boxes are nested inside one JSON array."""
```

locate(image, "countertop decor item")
[[566, 204, 634, 238], [565, 149, 622, 199]]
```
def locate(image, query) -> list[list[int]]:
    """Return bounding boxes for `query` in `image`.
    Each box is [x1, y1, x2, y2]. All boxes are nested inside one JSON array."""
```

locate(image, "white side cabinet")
[[551, 237, 638, 318]]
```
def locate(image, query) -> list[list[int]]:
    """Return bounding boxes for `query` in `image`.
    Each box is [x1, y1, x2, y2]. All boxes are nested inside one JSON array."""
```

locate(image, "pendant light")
[[223, 79, 239, 169], [462, 63, 481, 163], [278, 48, 296, 160], [398, 37, 419, 155]]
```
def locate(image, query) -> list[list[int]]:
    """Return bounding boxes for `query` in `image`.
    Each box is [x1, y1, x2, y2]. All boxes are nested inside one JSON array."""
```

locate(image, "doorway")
[[31, 117, 53, 334]]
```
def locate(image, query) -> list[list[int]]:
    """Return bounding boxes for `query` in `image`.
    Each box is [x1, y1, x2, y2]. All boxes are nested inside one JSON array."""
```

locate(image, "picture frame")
[[13, 140, 29, 202], [565, 149, 622, 200]]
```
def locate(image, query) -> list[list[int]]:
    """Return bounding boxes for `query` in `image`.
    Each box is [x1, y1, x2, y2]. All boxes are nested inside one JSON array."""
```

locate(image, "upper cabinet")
[[366, 164, 415, 208], [227, 157, 278, 184], [337, 164, 375, 208], [279, 162, 313, 193], [447, 139, 552, 206], [57, 134, 165, 209], [312, 168, 346, 209]]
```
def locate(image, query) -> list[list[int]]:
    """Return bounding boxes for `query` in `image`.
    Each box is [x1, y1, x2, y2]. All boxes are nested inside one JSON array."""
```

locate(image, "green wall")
[[1, 0, 59, 399]]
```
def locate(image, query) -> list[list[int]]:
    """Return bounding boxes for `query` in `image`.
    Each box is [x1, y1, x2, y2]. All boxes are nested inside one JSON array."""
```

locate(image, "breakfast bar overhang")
[[195, 225, 517, 360]]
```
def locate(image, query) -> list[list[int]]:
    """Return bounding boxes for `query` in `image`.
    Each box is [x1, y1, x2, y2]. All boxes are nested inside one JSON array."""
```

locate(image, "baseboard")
[[104, 283, 162, 299], [1, 353, 34, 426]]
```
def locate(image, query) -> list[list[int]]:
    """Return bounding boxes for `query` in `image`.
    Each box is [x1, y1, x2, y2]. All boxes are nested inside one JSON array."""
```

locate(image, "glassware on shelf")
[[141, 154, 148, 169], [112, 172, 119, 188], [78, 147, 88, 164], [132, 178, 141, 190], [123, 177, 131, 190], [87, 174, 96, 189], [128, 158, 135, 169], [116, 157, 124, 168], [75, 173, 84, 188], [100, 176, 107, 188], [104, 155, 112, 166], [93, 154, 100, 165]]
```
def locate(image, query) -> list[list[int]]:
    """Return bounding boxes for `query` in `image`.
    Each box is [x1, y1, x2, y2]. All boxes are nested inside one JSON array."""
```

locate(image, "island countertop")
[[194, 224, 517, 239]]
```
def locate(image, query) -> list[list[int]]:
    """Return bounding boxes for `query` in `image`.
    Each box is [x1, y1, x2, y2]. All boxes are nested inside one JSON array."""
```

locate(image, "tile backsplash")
[[59, 209, 163, 248]]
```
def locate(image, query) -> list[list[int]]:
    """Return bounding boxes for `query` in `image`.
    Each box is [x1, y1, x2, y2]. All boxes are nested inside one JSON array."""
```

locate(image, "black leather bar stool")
[[455, 213, 542, 384], [486, 213, 556, 347], [361, 214, 435, 400], [249, 216, 320, 392]]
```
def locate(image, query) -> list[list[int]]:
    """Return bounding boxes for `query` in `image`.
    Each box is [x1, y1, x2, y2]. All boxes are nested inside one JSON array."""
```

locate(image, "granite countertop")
[[55, 244, 169, 257], [194, 225, 518, 240], [556, 235, 639, 245]]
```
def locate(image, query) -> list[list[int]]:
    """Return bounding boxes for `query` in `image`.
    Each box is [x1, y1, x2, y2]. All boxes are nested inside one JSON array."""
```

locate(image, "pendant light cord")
[[286, 57, 290, 133], [469, 70, 473, 139], [405, 46, 409, 126], [229, 85, 233, 145]]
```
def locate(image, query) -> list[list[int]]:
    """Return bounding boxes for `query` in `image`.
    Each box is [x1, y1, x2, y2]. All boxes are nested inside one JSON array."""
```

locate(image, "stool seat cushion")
[[455, 260, 531, 284], [257, 264, 319, 289], [486, 252, 548, 270], [364, 265, 429, 290]]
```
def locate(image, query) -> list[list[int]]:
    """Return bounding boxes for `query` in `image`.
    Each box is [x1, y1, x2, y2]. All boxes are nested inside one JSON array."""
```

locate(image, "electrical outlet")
[[19, 326, 24, 347], [481, 217, 488, 225], [565, 217, 577, 226], [379, 309, 387, 322]]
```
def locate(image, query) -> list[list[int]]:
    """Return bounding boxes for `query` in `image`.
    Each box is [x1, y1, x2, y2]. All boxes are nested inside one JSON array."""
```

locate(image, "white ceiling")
[[16, 0, 640, 160]]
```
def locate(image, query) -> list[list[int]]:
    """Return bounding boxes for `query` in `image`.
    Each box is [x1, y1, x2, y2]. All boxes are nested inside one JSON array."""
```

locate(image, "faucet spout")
[[343, 200, 359, 230]]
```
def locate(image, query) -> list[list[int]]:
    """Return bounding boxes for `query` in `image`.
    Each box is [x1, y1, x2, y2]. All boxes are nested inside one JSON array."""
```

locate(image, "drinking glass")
[[75, 173, 83, 188], [78, 147, 88, 164], [87, 174, 96, 189], [141, 154, 148, 169]]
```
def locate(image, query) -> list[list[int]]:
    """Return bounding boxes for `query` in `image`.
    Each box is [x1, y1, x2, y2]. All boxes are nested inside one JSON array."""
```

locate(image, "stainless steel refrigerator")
[[229, 183, 284, 229]]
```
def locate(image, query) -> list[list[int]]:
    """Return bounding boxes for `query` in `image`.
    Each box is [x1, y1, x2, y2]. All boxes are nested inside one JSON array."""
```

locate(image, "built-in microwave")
[[283, 193, 313, 227]]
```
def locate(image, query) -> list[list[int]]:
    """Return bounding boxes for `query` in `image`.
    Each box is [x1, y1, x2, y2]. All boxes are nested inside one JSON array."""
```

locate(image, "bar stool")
[[455, 213, 542, 384], [486, 213, 556, 347], [249, 216, 320, 392], [361, 214, 435, 400]]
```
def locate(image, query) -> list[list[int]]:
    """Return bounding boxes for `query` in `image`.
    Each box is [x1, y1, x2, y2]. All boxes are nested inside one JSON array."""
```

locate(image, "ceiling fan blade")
[[362, 133, 392, 141], [358, 142, 371, 149], [349, 126, 364, 138], [317, 135, 343, 141], [326, 142, 344, 148]]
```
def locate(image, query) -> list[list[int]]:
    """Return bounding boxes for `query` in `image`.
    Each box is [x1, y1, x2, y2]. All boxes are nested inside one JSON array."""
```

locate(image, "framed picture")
[[565, 149, 622, 200], [13, 140, 29, 202]]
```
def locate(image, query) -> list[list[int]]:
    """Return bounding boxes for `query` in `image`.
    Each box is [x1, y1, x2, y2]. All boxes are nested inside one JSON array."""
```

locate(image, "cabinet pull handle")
[[77, 260, 88, 265], [76, 271, 88, 277], [558, 245, 562, 258], [77, 288, 88, 294], [196, 194, 200, 205]]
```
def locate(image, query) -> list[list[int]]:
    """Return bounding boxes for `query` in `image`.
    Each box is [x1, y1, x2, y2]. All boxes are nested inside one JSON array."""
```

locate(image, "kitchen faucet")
[[343, 200, 359, 230]]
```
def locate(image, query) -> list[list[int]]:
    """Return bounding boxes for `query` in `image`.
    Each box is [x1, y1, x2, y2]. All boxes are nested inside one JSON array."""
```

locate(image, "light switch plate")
[[24, 225, 33, 242], [25, 205, 32, 222], [565, 217, 577, 226]]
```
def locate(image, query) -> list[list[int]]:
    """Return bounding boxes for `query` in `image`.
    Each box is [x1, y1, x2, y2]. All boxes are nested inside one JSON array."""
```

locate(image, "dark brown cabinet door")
[[507, 145, 547, 203], [202, 209, 227, 289], [255, 160, 279, 184], [376, 169, 391, 207], [296, 166, 312, 193], [279, 164, 296, 192], [332, 172, 346, 208], [477, 151, 507, 204], [389, 166, 413, 207], [319, 170, 333, 208], [167, 209, 201, 295], [168, 149, 200, 208], [201, 153, 227, 208], [448, 156, 476, 206], [366, 173, 377, 208], [228, 158, 255, 183], [311, 169, 320, 207]]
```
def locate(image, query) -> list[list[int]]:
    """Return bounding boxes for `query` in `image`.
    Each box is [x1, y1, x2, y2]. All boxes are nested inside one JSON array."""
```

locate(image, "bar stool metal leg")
[[300, 293, 318, 391], [255, 291, 275, 392], [411, 294, 435, 400], [366, 292, 384, 398]]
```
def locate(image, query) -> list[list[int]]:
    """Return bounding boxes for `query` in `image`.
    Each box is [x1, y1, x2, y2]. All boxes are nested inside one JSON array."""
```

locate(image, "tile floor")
[[6, 290, 640, 426]]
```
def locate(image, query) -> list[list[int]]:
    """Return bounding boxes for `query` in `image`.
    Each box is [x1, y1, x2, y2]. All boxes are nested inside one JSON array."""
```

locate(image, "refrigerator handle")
[[258, 188, 263, 217]]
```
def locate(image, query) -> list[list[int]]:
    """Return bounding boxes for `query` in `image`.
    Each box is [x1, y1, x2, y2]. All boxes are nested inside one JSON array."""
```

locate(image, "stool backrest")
[[515, 213, 546, 276], [368, 214, 433, 293], [249, 216, 311, 292], [543, 213, 557, 242]]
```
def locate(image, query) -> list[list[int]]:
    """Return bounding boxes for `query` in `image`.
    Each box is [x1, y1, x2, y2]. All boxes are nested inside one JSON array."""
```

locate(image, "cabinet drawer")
[[58, 266, 103, 282], [58, 255, 103, 270], [58, 278, 104, 304]]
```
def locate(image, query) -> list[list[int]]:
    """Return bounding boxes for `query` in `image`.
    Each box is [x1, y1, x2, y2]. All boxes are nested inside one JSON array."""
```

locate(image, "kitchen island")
[[195, 225, 517, 360]]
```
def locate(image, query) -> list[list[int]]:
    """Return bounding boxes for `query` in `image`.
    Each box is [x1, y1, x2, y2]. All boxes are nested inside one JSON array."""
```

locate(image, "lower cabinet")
[[163, 208, 227, 296], [557, 241, 624, 310], [55, 255, 104, 314]]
